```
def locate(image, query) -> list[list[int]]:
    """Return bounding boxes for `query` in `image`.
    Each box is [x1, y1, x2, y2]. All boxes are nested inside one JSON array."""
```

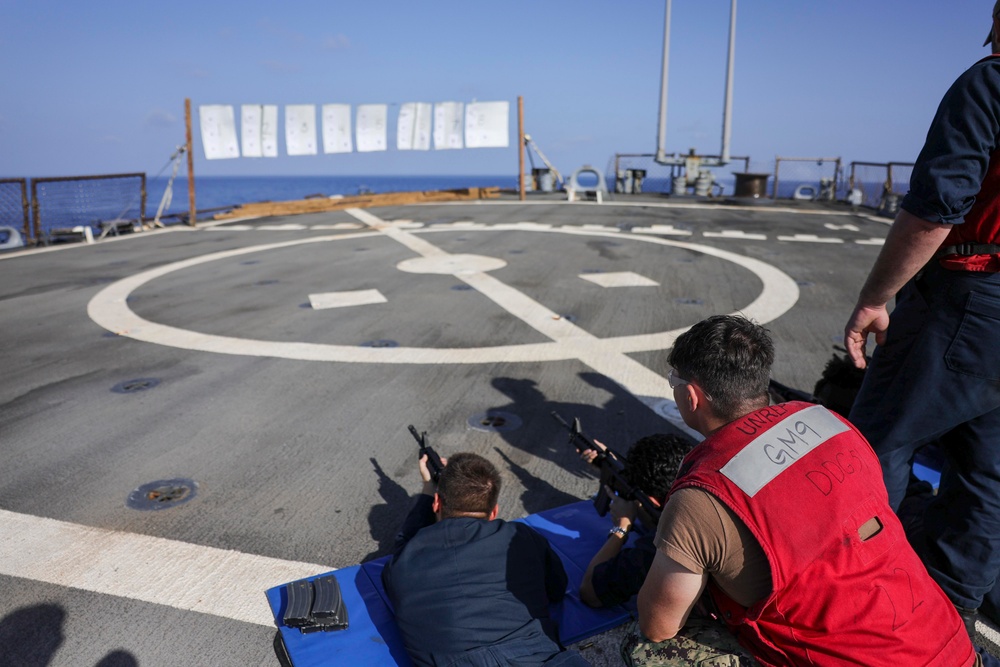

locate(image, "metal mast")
[[655, 0, 738, 167]]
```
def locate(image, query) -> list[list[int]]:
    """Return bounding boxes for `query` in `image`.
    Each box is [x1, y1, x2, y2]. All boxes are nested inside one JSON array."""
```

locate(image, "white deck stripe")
[[309, 289, 387, 309], [579, 272, 659, 288], [777, 234, 844, 244], [704, 230, 767, 241], [0, 508, 328, 626]]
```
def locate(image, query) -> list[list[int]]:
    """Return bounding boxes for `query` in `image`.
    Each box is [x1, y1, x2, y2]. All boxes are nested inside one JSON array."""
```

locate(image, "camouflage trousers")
[[620, 617, 760, 667]]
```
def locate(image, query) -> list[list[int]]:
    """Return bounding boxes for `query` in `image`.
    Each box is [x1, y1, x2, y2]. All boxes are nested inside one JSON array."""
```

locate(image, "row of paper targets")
[[198, 101, 510, 159]]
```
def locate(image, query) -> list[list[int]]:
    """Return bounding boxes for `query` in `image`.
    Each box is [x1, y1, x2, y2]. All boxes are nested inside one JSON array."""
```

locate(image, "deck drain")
[[508, 249, 525, 255], [127, 478, 197, 511], [361, 339, 398, 348], [581, 269, 603, 274], [451, 284, 473, 291], [796, 280, 814, 287], [111, 378, 160, 394], [240, 260, 260, 265], [556, 314, 578, 322], [675, 298, 704, 305], [256, 279, 279, 286], [468, 411, 523, 433]]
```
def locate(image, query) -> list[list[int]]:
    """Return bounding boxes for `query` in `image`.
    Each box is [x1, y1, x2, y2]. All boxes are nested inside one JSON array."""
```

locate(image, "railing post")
[[518, 96, 525, 201], [185, 98, 196, 226], [772, 158, 780, 200], [30, 179, 41, 243], [140, 173, 147, 225], [18, 179, 30, 242], [835, 158, 842, 200]]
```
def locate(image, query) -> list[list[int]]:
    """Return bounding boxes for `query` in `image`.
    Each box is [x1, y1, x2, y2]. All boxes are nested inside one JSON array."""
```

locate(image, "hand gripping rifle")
[[550, 411, 661, 525], [407, 425, 445, 484]]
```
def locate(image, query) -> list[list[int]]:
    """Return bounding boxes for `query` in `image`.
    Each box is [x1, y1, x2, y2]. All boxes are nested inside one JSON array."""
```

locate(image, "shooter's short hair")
[[437, 453, 501, 518], [668, 314, 774, 421]]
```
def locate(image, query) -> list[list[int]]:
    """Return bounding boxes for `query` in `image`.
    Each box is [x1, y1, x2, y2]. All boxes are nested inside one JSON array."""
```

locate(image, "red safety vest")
[[671, 402, 974, 667], [940, 55, 1000, 272]]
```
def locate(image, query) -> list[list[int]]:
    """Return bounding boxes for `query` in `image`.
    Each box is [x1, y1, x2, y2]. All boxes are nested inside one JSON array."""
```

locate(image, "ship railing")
[[848, 161, 914, 214], [0, 178, 30, 243]]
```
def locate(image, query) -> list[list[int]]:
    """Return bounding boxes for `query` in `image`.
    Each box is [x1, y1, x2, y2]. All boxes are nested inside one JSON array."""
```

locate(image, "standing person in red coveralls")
[[845, 1, 1000, 638], [625, 315, 983, 667]]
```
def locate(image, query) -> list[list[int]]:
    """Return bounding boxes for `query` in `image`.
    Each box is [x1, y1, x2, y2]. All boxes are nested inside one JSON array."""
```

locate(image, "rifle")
[[550, 411, 661, 525], [407, 425, 445, 484]]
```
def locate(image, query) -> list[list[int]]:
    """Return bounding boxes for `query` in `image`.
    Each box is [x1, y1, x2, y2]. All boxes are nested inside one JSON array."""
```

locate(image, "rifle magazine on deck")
[[281, 576, 349, 633], [311, 575, 349, 628], [282, 580, 314, 628]]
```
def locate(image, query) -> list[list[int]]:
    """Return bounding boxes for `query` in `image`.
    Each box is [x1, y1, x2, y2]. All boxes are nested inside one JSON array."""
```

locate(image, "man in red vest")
[[844, 1, 1000, 636], [628, 315, 979, 666]]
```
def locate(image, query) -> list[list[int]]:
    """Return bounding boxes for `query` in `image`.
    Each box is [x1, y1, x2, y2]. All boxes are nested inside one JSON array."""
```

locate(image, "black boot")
[[957, 606, 980, 639]]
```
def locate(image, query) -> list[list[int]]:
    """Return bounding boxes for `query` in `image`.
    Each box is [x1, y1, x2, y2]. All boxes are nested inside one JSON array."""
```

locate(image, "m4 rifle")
[[550, 411, 661, 525]]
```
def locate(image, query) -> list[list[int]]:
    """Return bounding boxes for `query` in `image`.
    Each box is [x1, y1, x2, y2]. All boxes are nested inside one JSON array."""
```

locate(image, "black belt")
[[937, 242, 1000, 256]]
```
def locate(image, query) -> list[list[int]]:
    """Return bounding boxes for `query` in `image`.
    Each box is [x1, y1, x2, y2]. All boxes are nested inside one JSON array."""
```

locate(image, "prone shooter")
[[550, 411, 662, 526]]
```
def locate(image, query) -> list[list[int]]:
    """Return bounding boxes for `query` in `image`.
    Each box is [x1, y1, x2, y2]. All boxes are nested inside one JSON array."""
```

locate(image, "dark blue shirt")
[[903, 57, 1000, 224], [382, 495, 587, 667]]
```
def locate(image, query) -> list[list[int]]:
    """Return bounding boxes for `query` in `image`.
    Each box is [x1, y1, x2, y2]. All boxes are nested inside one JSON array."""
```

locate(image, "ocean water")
[[11, 174, 515, 236]]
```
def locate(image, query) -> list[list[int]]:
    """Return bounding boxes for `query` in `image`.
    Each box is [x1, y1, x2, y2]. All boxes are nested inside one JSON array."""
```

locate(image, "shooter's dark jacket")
[[591, 528, 657, 607], [382, 494, 589, 667], [672, 402, 974, 667]]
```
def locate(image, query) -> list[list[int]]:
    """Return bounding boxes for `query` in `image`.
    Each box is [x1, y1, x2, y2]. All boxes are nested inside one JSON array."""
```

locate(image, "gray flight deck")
[[0, 194, 904, 665]]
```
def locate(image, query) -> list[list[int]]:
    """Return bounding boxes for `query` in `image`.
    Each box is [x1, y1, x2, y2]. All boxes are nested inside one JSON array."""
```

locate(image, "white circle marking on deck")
[[87, 225, 799, 366]]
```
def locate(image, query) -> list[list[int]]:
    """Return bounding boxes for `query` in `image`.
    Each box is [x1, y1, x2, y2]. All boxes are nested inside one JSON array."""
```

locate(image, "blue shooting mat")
[[265, 563, 413, 666], [913, 445, 944, 488], [265, 499, 634, 666], [518, 501, 635, 643]]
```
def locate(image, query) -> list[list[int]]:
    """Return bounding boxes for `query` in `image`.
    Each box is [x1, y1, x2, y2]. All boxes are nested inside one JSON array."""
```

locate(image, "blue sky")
[[0, 1, 994, 177]]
